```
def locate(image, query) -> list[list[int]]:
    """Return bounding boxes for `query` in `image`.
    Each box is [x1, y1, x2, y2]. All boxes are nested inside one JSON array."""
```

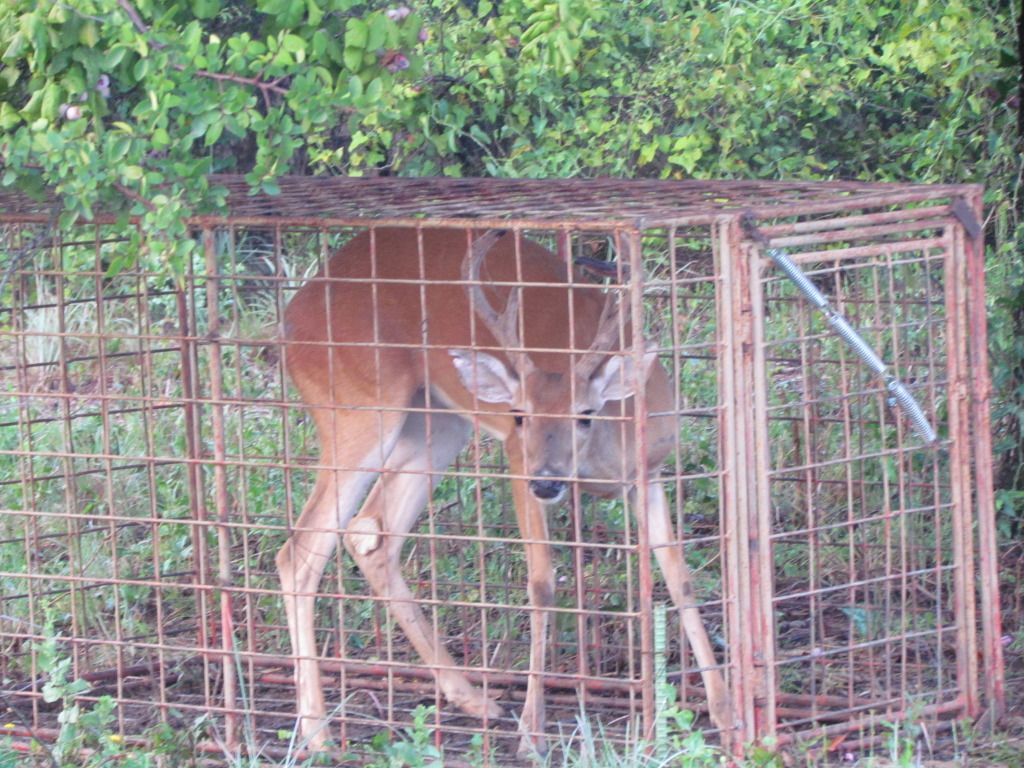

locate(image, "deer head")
[[450, 230, 659, 503]]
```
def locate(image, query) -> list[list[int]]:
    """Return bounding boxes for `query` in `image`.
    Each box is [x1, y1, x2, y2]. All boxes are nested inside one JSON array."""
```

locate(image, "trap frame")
[[0, 177, 1002, 763]]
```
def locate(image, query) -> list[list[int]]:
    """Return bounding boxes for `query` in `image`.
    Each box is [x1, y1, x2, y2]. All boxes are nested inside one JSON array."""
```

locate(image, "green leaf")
[[65, 678, 91, 696], [306, 0, 323, 26], [367, 14, 390, 52], [365, 77, 382, 103], [192, 0, 221, 19], [311, 29, 328, 59], [205, 119, 223, 146], [39, 83, 60, 121], [282, 34, 305, 54], [103, 45, 127, 70], [0, 102, 21, 129], [78, 21, 99, 48], [343, 47, 363, 71], [108, 134, 132, 159], [345, 18, 368, 50]]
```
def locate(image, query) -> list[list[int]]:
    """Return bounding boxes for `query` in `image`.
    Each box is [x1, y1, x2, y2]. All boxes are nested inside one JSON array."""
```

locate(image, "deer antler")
[[576, 291, 626, 380], [576, 233, 639, 379], [463, 230, 535, 376]]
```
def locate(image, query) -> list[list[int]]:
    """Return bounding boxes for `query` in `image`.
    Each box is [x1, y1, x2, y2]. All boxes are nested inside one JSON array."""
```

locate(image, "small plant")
[[654, 704, 724, 767], [34, 628, 120, 767], [362, 705, 443, 767], [0, 727, 20, 768], [21, 627, 200, 768], [545, 694, 725, 768], [883, 719, 920, 768]]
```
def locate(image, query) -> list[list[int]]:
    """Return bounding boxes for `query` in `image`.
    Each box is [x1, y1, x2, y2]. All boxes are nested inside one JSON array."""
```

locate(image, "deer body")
[[277, 227, 731, 756]]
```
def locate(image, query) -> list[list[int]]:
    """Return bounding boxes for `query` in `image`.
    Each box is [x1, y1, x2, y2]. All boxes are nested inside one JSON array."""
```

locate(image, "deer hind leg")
[[276, 405, 408, 751], [640, 480, 734, 735], [343, 396, 504, 722]]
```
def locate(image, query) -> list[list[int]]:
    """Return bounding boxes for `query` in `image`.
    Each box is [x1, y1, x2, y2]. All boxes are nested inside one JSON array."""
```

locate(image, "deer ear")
[[589, 347, 659, 405], [449, 350, 520, 404]]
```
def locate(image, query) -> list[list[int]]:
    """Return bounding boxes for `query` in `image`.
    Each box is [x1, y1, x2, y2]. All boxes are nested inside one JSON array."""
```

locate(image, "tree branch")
[[113, 182, 156, 212], [117, 0, 150, 35], [179, 67, 289, 102], [116, 0, 289, 104]]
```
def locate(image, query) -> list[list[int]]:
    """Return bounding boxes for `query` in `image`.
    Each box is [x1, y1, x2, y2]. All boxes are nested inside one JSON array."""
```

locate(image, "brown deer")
[[276, 227, 732, 757]]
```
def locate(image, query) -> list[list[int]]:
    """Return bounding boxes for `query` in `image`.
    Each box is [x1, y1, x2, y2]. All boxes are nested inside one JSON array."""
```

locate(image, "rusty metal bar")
[[92, 224, 128, 733], [765, 218, 952, 249], [713, 216, 743, 758], [775, 698, 967, 748], [746, 228, 780, 744], [962, 191, 1004, 719], [944, 223, 980, 718], [757, 237, 948, 267], [755, 204, 955, 237], [624, 226, 656, 742], [202, 227, 240, 748]]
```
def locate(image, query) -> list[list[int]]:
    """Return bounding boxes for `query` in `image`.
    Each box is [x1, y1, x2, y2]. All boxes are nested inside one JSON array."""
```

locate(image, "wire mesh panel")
[[0, 178, 1000, 764], [747, 203, 998, 752], [0, 223, 212, 748]]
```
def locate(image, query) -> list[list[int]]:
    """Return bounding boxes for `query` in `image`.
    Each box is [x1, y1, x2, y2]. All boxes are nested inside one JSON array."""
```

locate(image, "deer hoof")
[[346, 517, 381, 555], [297, 719, 332, 754], [516, 732, 548, 761], [516, 701, 547, 760], [442, 675, 505, 720]]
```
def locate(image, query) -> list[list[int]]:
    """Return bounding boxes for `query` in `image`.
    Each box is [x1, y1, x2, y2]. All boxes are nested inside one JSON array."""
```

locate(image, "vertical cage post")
[[175, 264, 214, 712], [626, 225, 656, 740], [51, 232, 84, 680], [714, 216, 745, 757], [944, 221, 981, 716], [202, 227, 240, 749], [963, 191, 1004, 719], [91, 223, 128, 732], [744, 228, 779, 741]]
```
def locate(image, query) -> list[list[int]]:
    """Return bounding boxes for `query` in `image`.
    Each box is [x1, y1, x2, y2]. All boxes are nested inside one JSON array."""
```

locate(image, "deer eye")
[[578, 409, 595, 428], [511, 409, 524, 427]]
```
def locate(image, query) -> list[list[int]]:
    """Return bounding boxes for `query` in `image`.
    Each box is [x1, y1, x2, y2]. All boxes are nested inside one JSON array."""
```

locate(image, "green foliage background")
[[1, 0, 1021, 529]]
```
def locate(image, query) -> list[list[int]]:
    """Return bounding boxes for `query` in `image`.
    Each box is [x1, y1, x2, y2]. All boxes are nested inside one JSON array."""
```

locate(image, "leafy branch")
[[116, 0, 288, 109]]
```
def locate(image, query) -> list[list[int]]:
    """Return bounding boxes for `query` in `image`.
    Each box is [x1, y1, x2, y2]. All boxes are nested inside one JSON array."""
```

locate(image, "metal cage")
[[0, 177, 1002, 763]]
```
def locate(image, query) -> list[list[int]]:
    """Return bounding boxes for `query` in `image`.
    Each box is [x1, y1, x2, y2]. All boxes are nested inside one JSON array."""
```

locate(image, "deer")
[[275, 227, 733, 758]]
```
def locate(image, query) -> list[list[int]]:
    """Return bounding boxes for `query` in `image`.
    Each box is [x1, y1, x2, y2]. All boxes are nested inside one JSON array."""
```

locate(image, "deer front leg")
[[344, 408, 504, 722], [509, 474, 555, 760], [641, 480, 734, 734]]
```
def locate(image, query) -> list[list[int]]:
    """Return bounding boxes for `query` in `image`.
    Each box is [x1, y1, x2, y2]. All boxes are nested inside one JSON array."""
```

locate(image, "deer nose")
[[528, 477, 567, 502]]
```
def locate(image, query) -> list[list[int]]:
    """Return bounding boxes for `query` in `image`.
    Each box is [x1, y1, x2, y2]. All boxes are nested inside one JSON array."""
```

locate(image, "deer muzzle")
[[528, 476, 567, 503]]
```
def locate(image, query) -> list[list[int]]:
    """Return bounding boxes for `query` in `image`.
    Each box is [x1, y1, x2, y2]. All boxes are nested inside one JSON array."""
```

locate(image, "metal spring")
[[768, 248, 938, 445]]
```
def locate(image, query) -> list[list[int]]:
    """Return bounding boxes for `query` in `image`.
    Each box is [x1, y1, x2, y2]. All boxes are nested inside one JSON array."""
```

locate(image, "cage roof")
[[0, 175, 979, 229]]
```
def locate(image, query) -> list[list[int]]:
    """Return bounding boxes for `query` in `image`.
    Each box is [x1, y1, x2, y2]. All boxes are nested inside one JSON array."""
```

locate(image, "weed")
[[543, 698, 724, 768], [360, 705, 443, 768], [9, 624, 199, 767]]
